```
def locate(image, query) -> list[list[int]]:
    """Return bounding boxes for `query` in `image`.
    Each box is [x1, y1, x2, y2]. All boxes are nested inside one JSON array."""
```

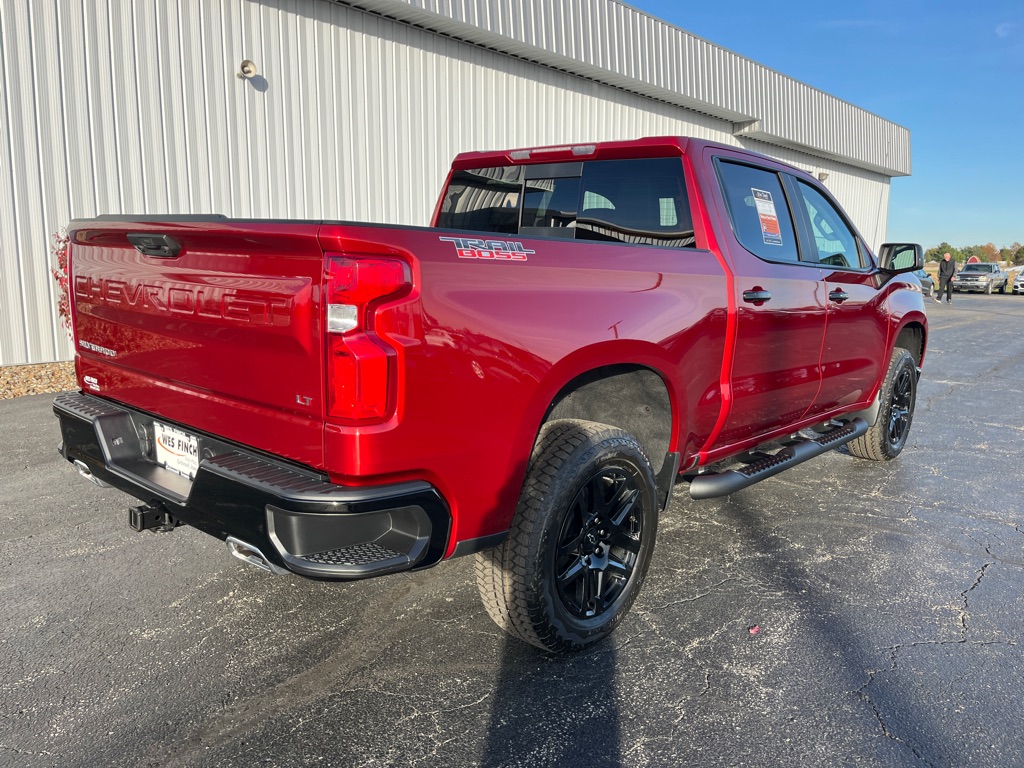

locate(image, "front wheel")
[[475, 420, 658, 652], [847, 348, 917, 461], [986, 282, 993, 294]]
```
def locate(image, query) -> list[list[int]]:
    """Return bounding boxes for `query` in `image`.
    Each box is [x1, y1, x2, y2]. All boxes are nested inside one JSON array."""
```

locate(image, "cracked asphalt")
[[3, 292, 1023, 768]]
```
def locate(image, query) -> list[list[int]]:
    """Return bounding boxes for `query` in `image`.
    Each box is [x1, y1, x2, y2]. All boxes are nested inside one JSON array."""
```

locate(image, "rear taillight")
[[325, 255, 411, 421]]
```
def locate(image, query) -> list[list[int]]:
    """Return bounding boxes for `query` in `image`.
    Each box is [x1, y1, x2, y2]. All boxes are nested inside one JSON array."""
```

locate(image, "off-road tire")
[[474, 420, 658, 653], [847, 348, 917, 461]]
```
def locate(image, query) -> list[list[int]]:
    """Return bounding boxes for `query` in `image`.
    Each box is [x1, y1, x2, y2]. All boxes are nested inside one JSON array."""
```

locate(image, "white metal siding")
[[344, 0, 910, 176], [0, 0, 899, 366]]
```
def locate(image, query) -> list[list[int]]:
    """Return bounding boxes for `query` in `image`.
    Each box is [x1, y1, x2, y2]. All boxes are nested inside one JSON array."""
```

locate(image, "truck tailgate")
[[70, 219, 325, 468]]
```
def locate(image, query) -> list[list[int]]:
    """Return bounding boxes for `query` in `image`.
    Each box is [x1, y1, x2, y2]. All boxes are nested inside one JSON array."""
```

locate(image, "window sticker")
[[752, 188, 783, 246]]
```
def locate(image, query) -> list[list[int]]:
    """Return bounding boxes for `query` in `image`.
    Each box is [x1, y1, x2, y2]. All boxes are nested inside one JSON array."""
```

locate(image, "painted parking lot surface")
[[2, 292, 1023, 767]]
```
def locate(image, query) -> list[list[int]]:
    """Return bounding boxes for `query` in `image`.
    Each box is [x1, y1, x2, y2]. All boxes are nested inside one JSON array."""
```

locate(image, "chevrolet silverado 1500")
[[952, 262, 1009, 294], [54, 137, 926, 651]]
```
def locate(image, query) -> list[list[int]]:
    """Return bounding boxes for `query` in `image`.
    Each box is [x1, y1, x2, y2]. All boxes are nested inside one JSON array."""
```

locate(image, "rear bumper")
[[53, 392, 451, 580]]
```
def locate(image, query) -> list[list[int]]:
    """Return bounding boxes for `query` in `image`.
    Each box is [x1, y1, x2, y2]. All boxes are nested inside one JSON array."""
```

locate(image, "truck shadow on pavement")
[[717, 495, 949, 765], [480, 636, 622, 768], [473, 457, 626, 767]]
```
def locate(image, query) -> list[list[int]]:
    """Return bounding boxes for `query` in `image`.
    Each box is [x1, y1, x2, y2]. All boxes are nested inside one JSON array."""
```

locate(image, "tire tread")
[[847, 348, 916, 461], [474, 420, 655, 652]]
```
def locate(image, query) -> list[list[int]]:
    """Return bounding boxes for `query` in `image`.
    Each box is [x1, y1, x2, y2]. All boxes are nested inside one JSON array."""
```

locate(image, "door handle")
[[828, 289, 850, 303], [742, 289, 772, 304]]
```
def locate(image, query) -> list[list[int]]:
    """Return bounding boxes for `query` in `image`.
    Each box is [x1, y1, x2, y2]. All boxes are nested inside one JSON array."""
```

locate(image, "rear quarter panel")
[[320, 224, 729, 548]]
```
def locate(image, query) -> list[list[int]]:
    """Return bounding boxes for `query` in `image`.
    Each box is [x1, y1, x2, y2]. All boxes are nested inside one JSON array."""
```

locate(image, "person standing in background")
[[937, 252, 956, 304]]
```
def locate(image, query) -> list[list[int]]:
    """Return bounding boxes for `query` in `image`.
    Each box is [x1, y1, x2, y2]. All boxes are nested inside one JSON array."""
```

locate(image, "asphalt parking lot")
[[3, 292, 1023, 768]]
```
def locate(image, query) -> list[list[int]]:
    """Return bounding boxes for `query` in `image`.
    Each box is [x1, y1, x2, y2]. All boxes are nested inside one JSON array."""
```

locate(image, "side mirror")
[[878, 242, 923, 273]]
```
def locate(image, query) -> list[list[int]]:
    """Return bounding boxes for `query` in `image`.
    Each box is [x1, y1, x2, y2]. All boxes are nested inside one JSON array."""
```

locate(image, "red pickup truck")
[[54, 137, 926, 652]]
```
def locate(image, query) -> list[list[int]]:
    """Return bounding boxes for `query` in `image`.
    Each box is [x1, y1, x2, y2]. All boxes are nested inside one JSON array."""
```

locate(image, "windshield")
[[961, 264, 994, 273]]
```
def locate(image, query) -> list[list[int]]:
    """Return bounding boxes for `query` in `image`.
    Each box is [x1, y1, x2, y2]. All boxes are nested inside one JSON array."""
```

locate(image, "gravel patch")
[[0, 361, 76, 400]]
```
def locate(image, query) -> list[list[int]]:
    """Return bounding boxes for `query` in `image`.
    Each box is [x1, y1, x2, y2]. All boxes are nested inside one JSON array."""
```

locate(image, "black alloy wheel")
[[887, 363, 914, 448], [474, 420, 659, 652], [848, 347, 917, 461], [553, 465, 643, 620]]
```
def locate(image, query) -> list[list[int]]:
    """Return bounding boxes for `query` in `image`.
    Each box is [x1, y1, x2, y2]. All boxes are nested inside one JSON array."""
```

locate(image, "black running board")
[[687, 417, 869, 500]]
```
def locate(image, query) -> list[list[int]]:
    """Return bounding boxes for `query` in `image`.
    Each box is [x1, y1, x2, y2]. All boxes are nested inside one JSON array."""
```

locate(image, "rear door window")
[[717, 161, 800, 263]]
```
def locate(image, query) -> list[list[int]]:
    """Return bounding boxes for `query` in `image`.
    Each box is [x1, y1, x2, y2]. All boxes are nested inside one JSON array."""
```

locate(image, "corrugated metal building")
[[0, 0, 910, 367]]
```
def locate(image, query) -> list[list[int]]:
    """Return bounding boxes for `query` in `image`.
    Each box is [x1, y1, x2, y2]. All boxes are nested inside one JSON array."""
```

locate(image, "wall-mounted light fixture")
[[236, 60, 258, 79], [817, 171, 829, 182]]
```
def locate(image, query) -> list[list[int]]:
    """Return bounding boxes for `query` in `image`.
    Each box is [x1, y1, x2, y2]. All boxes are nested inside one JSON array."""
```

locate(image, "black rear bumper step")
[[687, 418, 869, 500], [53, 392, 452, 580]]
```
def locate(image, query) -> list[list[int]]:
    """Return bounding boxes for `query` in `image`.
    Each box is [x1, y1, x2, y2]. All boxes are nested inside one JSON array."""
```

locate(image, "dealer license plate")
[[154, 422, 200, 480]]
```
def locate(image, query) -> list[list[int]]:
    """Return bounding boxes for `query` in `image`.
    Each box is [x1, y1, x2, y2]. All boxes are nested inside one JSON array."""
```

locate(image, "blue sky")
[[628, 1, 1024, 250]]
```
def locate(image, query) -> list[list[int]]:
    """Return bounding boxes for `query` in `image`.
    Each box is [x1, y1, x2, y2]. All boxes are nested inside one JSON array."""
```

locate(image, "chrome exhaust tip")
[[226, 536, 288, 575], [72, 459, 112, 488]]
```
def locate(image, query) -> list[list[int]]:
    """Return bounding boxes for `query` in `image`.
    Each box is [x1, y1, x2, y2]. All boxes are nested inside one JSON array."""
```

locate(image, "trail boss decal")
[[439, 237, 535, 262]]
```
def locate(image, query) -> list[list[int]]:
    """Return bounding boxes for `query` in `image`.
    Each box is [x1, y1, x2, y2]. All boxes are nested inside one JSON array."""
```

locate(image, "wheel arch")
[[542, 363, 675, 479], [851, 318, 926, 429], [893, 321, 926, 368]]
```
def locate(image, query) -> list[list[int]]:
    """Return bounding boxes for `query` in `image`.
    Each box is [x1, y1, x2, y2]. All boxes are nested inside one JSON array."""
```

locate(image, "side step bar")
[[687, 417, 869, 500]]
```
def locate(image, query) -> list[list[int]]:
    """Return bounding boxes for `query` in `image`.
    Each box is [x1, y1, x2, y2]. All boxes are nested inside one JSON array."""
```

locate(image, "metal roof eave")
[[331, 0, 911, 177]]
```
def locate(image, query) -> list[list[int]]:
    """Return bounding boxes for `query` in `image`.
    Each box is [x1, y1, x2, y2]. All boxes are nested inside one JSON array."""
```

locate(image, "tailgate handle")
[[127, 233, 182, 258]]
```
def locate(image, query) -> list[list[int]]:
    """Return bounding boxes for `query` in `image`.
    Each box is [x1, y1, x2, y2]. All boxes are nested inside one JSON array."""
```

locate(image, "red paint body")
[[67, 138, 927, 557]]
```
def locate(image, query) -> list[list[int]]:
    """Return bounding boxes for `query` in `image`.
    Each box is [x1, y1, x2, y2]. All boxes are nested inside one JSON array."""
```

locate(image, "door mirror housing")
[[878, 243, 924, 273]]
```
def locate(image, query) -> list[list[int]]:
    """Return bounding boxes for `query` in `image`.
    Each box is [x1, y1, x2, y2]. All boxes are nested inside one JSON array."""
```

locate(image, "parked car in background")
[[913, 268, 934, 297], [1011, 270, 1024, 295], [952, 262, 1009, 294]]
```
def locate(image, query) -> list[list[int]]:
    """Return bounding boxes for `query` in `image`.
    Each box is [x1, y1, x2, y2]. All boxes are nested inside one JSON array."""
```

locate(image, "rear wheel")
[[475, 420, 658, 652], [848, 348, 917, 461]]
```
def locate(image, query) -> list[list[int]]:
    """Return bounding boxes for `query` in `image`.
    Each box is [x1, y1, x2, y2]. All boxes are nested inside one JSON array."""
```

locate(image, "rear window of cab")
[[437, 158, 696, 248]]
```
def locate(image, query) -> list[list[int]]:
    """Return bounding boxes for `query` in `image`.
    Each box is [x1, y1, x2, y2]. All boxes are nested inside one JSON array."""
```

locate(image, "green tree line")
[[924, 242, 1024, 264]]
